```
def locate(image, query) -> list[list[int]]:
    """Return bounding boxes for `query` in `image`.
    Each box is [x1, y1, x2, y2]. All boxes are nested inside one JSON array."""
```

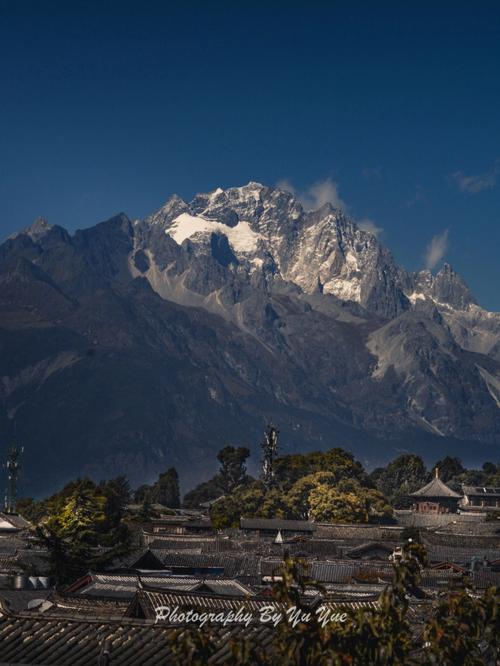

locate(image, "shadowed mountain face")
[[1, 185, 499, 496]]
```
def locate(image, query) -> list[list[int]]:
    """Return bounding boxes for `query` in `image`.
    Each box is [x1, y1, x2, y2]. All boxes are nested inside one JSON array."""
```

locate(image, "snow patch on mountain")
[[167, 213, 263, 255]]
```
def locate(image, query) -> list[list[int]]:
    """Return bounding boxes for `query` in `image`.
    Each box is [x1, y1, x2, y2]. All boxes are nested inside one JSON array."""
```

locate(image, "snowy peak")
[[407, 263, 476, 311], [16, 216, 53, 242], [145, 195, 189, 227], [2, 182, 500, 494], [432, 262, 476, 309], [138, 183, 410, 318]]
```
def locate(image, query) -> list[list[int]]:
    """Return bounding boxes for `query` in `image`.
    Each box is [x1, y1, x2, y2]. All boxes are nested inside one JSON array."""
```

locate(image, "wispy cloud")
[[425, 229, 449, 270], [277, 178, 348, 211], [357, 218, 383, 237], [276, 178, 382, 236], [451, 161, 499, 194]]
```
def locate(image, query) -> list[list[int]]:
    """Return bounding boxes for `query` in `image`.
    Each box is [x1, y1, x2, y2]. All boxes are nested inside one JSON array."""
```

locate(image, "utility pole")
[[261, 424, 278, 488], [4, 444, 23, 514]]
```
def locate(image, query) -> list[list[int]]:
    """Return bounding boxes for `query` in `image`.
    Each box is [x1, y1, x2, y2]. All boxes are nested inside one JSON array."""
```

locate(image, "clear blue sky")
[[1, 1, 499, 309]]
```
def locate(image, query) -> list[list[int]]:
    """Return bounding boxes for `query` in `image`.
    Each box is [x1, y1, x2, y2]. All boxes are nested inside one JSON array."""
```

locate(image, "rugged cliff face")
[[1, 183, 499, 495]]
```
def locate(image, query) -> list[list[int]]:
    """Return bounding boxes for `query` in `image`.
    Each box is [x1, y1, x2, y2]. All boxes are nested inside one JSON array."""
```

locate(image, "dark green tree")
[[217, 446, 250, 493], [183, 475, 226, 508], [138, 493, 154, 522], [133, 484, 151, 503], [482, 461, 498, 476], [101, 475, 131, 524], [150, 467, 180, 508], [373, 454, 427, 508], [274, 448, 367, 492], [433, 456, 465, 482]]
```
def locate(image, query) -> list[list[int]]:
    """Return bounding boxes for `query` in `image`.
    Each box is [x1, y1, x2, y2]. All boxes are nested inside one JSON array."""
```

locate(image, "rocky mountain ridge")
[[1, 183, 499, 495]]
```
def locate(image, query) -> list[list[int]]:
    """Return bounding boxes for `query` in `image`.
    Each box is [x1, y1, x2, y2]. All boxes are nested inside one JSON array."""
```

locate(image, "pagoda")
[[409, 467, 461, 514]]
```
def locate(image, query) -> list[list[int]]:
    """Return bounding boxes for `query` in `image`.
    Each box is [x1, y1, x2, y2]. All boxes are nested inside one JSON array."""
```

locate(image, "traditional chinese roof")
[[64, 572, 257, 600], [410, 469, 461, 499], [462, 485, 500, 498], [345, 542, 394, 559], [0, 609, 275, 664], [128, 587, 282, 618], [0, 512, 30, 531], [421, 541, 500, 566]]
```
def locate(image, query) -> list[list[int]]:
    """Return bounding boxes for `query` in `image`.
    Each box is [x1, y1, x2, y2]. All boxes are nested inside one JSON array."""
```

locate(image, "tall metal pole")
[[261, 425, 278, 488]]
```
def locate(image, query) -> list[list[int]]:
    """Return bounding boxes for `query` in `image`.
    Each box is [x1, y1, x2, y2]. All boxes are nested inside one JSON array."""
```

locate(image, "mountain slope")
[[1, 183, 499, 495]]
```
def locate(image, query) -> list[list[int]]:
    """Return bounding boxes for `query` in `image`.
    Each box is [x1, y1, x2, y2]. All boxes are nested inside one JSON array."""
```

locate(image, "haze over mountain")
[[1, 183, 499, 496]]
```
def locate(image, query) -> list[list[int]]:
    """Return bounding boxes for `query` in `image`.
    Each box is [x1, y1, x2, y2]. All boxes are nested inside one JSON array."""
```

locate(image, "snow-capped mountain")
[[1, 182, 499, 494], [134, 182, 408, 319]]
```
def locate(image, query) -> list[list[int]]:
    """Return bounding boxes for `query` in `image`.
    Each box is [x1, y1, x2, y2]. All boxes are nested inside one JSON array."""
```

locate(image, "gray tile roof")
[[345, 542, 394, 559], [67, 572, 257, 600], [240, 518, 315, 532], [462, 486, 500, 497], [260, 558, 393, 584], [423, 542, 500, 565], [44, 592, 129, 618], [0, 610, 276, 664], [0, 513, 30, 531], [155, 552, 261, 577], [130, 587, 282, 617], [410, 476, 461, 498], [314, 524, 404, 541], [471, 570, 500, 589]]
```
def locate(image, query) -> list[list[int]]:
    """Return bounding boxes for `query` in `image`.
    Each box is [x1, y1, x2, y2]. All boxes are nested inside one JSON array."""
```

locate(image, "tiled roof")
[[0, 601, 436, 666], [0, 610, 275, 664], [310, 562, 359, 583], [14, 549, 51, 575], [314, 524, 404, 541], [130, 587, 284, 618], [190, 580, 256, 597], [0, 513, 30, 530], [147, 538, 209, 550], [395, 511, 483, 528], [66, 572, 257, 600], [419, 570, 463, 588], [410, 477, 461, 499], [433, 521, 500, 536], [240, 518, 315, 532], [345, 542, 394, 559], [471, 570, 500, 589], [462, 486, 500, 497], [0, 554, 20, 572], [259, 558, 393, 584], [44, 592, 129, 617], [421, 531, 500, 549], [423, 542, 500, 565], [155, 552, 261, 577]]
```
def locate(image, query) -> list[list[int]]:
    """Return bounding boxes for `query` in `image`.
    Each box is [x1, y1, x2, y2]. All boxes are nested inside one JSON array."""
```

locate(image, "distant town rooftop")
[[462, 486, 500, 497], [240, 518, 315, 532]]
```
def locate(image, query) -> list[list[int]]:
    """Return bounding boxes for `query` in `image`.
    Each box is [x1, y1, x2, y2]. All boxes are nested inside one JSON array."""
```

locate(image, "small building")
[[146, 516, 213, 536], [0, 512, 30, 534], [409, 468, 461, 514], [346, 542, 394, 561], [461, 486, 500, 512]]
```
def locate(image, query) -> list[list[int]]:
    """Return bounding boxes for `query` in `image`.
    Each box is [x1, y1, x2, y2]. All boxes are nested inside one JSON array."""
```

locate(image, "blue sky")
[[1, 1, 499, 308]]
